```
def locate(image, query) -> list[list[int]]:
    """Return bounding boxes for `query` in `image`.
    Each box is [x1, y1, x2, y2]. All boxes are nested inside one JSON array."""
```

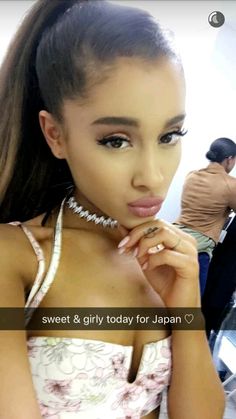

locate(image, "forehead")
[[63, 57, 185, 127]]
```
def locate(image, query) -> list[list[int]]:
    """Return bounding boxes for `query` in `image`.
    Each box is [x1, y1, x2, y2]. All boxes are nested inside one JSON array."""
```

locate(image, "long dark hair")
[[0, 0, 181, 222], [206, 138, 236, 163]]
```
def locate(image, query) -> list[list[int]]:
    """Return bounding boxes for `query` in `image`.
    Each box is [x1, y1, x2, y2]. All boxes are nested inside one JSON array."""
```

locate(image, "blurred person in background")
[[174, 137, 236, 297]]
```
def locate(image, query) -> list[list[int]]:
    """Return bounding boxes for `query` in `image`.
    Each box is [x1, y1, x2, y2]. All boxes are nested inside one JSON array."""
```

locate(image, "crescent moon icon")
[[212, 14, 219, 25], [208, 11, 225, 28]]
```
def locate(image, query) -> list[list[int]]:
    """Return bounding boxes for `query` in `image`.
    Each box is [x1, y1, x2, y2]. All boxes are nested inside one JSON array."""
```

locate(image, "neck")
[[219, 160, 229, 173]]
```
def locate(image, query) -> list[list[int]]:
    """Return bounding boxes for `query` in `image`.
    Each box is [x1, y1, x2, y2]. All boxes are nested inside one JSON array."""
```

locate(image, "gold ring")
[[143, 226, 159, 238], [171, 237, 181, 251]]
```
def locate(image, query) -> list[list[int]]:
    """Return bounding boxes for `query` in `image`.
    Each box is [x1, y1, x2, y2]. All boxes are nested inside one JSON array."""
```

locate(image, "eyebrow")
[[163, 114, 186, 128], [92, 116, 139, 127], [91, 114, 186, 129]]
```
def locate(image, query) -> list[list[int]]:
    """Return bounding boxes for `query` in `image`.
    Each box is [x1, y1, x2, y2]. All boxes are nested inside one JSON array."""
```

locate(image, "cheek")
[[68, 152, 125, 193], [162, 146, 181, 180]]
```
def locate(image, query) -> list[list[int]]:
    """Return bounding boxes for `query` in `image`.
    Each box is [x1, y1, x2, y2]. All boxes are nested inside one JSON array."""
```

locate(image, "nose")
[[131, 149, 164, 191]]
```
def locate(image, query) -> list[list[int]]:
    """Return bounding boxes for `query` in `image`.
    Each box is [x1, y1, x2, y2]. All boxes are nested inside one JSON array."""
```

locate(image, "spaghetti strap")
[[25, 198, 66, 324], [9, 221, 46, 306], [22, 223, 46, 311]]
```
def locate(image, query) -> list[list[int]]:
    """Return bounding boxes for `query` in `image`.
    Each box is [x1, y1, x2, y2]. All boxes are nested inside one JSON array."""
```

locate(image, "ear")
[[38, 110, 67, 159], [229, 156, 236, 170]]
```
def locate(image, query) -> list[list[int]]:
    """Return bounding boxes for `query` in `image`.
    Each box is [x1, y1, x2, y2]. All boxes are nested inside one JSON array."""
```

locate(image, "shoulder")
[[23, 212, 54, 243], [186, 170, 196, 176], [0, 213, 52, 256], [0, 215, 53, 290], [0, 223, 29, 264], [185, 169, 199, 179], [225, 173, 236, 188], [0, 222, 45, 415], [0, 223, 29, 305], [182, 170, 198, 186]]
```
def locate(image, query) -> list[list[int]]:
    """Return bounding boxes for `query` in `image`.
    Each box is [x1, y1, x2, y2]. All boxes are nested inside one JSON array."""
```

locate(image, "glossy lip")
[[127, 203, 163, 217], [127, 196, 164, 208], [127, 196, 164, 218]]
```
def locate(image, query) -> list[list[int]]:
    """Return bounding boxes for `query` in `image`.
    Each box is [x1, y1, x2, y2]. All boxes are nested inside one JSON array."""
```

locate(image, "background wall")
[[1, 0, 235, 222], [116, 1, 236, 221]]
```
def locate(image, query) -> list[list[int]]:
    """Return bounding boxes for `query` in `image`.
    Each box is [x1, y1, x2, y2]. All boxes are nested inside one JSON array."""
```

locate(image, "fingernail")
[[148, 246, 159, 254], [117, 236, 130, 248], [148, 244, 164, 254], [118, 247, 126, 255], [132, 246, 139, 258], [141, 262, 148, 271]]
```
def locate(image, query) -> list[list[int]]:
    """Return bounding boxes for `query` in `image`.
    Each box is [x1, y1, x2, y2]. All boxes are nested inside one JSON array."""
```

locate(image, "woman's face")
[[49, 57, 186, 229]]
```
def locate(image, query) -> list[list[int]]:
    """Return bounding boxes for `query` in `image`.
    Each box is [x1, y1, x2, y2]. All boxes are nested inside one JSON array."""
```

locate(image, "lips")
[[127, 196, 164, 218], [128, 196, 164, 208]]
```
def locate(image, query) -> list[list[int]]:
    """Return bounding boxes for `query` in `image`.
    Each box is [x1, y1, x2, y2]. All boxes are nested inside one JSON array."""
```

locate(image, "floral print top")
[[10, 198, 172, 418], [27, 335, 171, 418]]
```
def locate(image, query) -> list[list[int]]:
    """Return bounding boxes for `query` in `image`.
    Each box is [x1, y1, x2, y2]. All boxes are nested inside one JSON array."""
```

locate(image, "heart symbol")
[[184, 314, 194, 324]]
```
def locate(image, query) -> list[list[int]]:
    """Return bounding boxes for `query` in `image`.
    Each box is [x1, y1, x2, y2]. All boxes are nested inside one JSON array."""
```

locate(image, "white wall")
[[1, 1, 235, 222], [119, 1, 236, 221], [0, 1, 34, 61]]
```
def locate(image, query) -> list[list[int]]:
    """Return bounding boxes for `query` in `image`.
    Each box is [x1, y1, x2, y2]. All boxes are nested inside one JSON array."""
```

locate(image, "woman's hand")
[[117, 220, 200, 308]]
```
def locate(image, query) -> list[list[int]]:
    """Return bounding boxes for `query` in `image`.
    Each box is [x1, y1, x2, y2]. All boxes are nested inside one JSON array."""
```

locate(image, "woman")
[[0, 0, 225, 418], [175, 138, 236, 297]]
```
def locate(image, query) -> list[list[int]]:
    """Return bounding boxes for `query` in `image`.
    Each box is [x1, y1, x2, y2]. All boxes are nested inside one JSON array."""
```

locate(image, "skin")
[[39, 57, 201, 311], [221, 156, 236, 173], [0, 57, 224, 418], [39, 57, 186, 235]]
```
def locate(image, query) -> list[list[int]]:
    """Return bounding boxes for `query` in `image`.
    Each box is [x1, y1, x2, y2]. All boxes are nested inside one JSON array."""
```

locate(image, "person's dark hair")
[[205, 138, 236, 163], [0, 0, 182, 223]]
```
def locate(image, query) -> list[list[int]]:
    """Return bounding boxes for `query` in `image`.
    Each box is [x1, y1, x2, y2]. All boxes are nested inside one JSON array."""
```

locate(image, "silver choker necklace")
[[66, 196, 118, 229]]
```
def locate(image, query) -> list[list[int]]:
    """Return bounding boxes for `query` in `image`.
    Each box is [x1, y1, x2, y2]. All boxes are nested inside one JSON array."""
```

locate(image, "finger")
[[170, 224, 198, 248], [117, 219, 197, 257], [117, 220, 164, 250], [142, 248, 199, 277], [137, 255, 148, 268], [137, 226, 196, 258]]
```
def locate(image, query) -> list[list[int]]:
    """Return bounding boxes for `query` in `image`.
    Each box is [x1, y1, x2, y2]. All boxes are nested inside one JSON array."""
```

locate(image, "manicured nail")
[[148, 244, 164, 254], [117, 236, 130, 248], [132, 246, 139, 258], [141, 261, 148, 271], [148, 246, 159, 254], [118, 247, 126, 255]]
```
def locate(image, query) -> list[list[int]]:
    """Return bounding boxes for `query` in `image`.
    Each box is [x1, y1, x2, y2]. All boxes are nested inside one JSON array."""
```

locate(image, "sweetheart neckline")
[[27, 334, 171, 348], [27, 334, 172, 385]]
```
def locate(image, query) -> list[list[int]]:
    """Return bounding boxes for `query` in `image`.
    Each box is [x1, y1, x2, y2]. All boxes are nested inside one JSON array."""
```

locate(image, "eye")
[[97, 134, 131, 149], [160, 129, 188, 145]]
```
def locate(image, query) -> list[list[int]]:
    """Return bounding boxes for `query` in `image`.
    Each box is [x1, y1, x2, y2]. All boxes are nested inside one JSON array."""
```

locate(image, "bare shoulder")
[[0, 214, 53, 291], [0, 222, 44, 417], [0, 223, 31, 294], [0, 223, 29, 269]]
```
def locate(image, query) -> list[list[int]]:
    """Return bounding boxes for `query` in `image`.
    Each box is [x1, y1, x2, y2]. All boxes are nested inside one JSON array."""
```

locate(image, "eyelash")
[[96, 129, 188, 149], [160, 129, 188, 145]]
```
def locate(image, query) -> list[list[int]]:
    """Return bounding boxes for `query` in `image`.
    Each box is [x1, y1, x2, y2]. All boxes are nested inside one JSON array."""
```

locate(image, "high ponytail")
[[0, 0, 181, 223], [0, 0, 78, 222]]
